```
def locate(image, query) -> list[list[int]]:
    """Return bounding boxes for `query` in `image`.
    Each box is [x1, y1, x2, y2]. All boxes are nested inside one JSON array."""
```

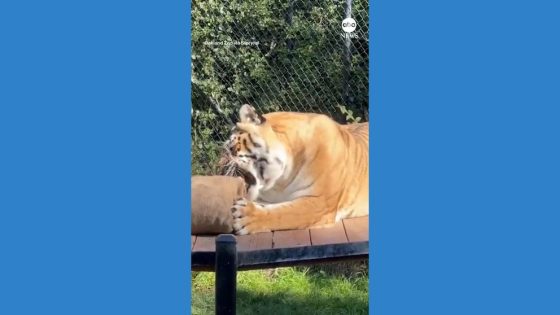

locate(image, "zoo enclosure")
[[191, 0, 369, 175]]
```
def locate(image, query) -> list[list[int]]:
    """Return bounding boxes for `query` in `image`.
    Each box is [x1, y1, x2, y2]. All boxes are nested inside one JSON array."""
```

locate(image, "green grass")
[[191, 262, 369, 315]]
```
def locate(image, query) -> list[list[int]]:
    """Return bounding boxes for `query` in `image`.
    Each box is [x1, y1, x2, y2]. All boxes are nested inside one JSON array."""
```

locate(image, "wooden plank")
[[272, 229, 311, 249], [236, 232, 273, 252], [343, 216, 369, 242], [310, 222, 348, 245], [191, 235, 196, 250], [192, 236, 216, 252]]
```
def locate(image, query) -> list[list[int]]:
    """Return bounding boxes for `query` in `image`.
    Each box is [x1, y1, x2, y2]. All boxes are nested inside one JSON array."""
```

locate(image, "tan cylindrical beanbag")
[[191, 175, 246, 235]]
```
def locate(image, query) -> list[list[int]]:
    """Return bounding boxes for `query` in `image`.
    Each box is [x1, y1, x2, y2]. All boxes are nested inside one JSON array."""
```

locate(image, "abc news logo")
[[341, 18, 358, 38]]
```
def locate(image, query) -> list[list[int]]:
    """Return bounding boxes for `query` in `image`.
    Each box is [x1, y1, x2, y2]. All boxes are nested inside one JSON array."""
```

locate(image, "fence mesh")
[[191, 0, 369, 175]]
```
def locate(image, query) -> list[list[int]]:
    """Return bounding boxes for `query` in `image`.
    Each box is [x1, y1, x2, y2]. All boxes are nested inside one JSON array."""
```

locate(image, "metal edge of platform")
[[191, 241, 369, 272]]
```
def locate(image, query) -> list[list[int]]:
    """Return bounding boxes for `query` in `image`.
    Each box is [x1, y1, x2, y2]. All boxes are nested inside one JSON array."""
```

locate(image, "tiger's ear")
[[236, 122, 259, 134], [239, 104, 266, 124]]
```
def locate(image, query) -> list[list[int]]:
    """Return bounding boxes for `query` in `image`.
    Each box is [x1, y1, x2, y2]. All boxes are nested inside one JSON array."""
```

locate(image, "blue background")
[[0, 0, 190, 314], [371, 0, 560, 314], [1, 0, 559, 314]]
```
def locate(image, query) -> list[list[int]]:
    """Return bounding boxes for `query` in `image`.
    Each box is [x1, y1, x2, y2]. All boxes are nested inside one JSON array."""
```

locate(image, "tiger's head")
[[222, 104, 287, 199]]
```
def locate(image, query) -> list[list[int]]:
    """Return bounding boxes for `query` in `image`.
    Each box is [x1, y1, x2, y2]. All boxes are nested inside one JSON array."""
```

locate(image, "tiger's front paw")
[[231, 198, 270, 235]]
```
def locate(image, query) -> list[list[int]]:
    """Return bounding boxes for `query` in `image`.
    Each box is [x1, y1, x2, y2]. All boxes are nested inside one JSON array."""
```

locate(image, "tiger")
[[222, 104, 368, 235]]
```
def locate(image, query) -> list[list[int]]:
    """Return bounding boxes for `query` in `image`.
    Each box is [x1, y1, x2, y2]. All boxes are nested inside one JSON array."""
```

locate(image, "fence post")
[[215, 234, 237, 315], [285, 2, 294, 58], [344, 0, 353, 112]]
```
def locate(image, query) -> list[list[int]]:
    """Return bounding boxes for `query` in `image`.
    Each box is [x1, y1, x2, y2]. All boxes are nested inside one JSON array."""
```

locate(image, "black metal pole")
[[215, 234, 237, 315]]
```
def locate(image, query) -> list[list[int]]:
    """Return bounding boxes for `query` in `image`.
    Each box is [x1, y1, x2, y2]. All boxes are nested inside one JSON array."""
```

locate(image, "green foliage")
[[191, 0, 369, 174], [337, 105, 363, 124]]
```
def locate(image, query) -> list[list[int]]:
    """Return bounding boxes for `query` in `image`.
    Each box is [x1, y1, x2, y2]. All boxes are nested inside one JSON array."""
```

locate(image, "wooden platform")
[[191, 216, 369, 271]]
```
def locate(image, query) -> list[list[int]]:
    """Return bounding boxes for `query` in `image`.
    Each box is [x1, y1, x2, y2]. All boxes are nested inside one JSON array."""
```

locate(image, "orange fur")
[[227, 105, 369, 235]]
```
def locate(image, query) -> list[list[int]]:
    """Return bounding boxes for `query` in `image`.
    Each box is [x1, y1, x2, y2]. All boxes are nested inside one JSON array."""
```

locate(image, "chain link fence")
[[191, 0, 369, 175]]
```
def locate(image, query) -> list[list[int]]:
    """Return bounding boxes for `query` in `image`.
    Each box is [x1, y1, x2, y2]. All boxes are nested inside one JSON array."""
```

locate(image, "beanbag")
[[191, 175, 247, 235]]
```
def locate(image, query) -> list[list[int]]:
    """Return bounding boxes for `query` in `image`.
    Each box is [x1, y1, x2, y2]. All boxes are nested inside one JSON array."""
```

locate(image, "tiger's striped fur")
[[224, 104, 369, 235]]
